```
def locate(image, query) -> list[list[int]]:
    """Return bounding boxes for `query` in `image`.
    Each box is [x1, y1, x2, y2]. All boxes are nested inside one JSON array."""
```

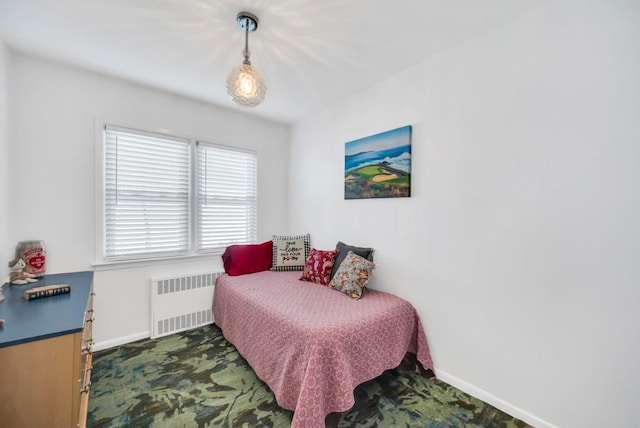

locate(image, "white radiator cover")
[[150, 271, 223, 339]]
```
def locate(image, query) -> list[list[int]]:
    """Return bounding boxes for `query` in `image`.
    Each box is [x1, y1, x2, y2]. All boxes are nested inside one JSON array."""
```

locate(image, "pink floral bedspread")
[[212, 271, 433, 428]]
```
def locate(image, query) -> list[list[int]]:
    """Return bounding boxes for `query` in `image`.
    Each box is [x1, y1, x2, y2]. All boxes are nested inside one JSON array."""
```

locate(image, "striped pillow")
[[271, 234, 311, 271]]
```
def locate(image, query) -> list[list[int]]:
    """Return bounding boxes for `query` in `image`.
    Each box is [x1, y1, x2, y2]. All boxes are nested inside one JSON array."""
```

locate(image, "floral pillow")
[[300, 248, 337, 285], [328, 251, 375, 299], [329, 241, 374, 281]]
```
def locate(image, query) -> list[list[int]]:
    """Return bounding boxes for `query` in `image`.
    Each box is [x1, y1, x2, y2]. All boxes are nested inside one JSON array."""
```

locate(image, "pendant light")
[[226, 12, 267, 108]]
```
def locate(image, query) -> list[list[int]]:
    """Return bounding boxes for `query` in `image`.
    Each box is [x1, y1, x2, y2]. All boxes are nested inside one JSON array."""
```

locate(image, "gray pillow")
[[330, 241, 374, 280]]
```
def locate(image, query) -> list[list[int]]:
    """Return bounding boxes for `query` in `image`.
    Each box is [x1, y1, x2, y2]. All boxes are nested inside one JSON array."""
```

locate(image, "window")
[[197, 143, 257, 252], [103, 126, 257, 261]]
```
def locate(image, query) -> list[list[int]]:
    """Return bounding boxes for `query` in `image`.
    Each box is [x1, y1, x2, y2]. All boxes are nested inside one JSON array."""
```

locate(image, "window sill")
[[92, 252, 222, 271]]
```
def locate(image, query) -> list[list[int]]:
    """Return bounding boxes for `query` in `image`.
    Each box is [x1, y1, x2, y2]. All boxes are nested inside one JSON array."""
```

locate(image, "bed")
[[212, 270, 433, 428]]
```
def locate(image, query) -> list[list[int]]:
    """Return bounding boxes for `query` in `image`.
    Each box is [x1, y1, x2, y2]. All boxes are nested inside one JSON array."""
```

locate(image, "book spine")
[[24, 285, 71, 300]]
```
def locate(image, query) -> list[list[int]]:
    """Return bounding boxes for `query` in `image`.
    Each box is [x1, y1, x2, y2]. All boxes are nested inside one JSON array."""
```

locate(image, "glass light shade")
[[226, 63, 267, 107]]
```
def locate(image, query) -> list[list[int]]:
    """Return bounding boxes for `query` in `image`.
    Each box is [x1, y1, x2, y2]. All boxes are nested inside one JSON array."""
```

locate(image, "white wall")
[[9, 54, 290, 348], [0, 40, 9, 278], [289, 1, 640, 427]]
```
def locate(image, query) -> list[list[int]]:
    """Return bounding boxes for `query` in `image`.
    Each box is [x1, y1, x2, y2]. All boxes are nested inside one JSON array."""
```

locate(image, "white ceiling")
[[0, 0, 542, 124]]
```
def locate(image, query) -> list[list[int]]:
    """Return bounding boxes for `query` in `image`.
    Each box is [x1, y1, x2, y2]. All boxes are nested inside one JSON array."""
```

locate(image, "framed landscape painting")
[[344, 125, 412, 199]]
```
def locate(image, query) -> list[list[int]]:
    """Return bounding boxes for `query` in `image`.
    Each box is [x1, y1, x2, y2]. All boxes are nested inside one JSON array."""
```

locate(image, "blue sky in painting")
[[345, 125, 412, 156]]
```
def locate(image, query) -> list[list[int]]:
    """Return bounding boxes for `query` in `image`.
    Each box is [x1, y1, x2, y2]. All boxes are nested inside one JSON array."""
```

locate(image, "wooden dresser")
[[0, 271, 94, 428]]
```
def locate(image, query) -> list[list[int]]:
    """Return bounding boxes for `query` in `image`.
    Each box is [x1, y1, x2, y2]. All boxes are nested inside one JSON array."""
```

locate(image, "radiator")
[[150, 271, 223, 339]]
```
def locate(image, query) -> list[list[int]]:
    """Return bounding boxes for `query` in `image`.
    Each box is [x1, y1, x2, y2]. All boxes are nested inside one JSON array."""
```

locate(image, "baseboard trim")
[[434, 368, 557, 428], [93, 331, 150, 352]]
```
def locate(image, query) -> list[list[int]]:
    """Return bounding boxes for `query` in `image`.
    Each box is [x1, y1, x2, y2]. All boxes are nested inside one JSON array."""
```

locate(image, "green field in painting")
[[354, 165, 384, 177], [345, 163, 410, 199]]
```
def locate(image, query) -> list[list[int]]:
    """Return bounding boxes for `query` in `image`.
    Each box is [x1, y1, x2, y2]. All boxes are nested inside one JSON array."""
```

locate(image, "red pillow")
[[222, 241, 273, 276], [300, 248, 338, 285]]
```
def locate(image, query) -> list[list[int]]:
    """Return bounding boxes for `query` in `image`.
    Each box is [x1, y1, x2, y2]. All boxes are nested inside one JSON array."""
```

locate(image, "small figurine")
[[8, 258, 38, 285]]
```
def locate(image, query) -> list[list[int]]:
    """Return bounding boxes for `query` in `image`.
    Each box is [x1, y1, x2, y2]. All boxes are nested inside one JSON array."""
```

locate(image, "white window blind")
[[197, 142, 257, 252], [105, 126, 190, 259]]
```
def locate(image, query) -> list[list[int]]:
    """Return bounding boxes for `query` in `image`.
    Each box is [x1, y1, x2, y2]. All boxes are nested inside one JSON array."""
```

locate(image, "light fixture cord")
[[243, 21, 251, 65]]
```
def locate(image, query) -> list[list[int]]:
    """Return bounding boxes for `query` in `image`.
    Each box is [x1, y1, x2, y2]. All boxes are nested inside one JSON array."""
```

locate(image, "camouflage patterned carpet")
[[88, 324, 529, 428]]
